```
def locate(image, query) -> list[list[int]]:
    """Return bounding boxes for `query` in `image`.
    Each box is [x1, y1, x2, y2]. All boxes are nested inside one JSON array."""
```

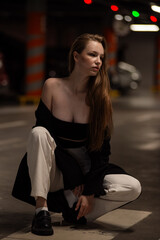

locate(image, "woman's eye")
[[89, 53, 96, 57]]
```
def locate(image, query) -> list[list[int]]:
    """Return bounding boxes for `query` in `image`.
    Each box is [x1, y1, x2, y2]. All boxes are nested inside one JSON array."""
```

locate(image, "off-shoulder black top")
[[49, 114, 89, 149], [35, 99, 89, 148]]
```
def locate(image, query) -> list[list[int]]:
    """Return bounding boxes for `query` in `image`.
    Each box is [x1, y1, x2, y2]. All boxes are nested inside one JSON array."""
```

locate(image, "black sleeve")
[[82, 137, 111, 196]]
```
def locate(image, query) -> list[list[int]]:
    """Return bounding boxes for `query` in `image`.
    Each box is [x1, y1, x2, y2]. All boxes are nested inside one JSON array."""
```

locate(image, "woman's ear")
[[73, 51, 79, 62]]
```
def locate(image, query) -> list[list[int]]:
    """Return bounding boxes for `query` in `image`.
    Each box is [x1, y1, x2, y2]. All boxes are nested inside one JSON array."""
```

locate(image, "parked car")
[[109, 61, 142, 94]]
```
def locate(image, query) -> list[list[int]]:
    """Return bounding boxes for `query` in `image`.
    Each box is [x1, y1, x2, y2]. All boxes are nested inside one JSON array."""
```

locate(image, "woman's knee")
[[29, 127, 54, 145], [103, 174, 142, 202], [128, 177, 142, 201], [27, 126, 56, 151], [30, 126, 48, 140]]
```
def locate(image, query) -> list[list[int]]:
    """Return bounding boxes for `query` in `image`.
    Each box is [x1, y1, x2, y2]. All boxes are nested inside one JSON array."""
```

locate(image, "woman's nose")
[[96, 56, 101, 65]]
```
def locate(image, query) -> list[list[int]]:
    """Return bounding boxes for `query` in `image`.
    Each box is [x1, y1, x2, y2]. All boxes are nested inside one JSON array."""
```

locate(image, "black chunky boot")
[[31, 210, 53, 236]]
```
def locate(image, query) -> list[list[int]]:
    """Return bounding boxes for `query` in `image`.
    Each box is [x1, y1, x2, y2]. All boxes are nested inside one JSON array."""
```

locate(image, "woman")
[[12, 33, 141, 236]]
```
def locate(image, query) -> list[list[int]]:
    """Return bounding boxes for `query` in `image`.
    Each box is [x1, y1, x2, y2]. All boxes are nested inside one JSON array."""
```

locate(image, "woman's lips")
[[92, 67, 99, 71]]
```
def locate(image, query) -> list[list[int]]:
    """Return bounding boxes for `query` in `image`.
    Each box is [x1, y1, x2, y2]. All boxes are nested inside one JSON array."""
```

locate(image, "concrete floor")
[[0, 89, 160, 240]]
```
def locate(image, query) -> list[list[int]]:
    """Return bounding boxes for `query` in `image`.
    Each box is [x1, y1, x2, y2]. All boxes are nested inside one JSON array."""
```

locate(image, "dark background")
[[0, 0, 159, 94]]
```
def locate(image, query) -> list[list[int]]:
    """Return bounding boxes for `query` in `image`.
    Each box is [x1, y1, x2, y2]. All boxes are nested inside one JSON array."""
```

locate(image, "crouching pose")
[[12, 33, 141, 236]]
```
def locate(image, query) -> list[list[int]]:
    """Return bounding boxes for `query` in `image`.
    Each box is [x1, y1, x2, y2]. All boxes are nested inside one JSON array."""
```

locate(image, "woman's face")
[[74, 40, 104, 77]]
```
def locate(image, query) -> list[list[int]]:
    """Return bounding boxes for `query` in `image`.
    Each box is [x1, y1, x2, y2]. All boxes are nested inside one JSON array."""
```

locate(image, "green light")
[[132, 10, 140, 17]]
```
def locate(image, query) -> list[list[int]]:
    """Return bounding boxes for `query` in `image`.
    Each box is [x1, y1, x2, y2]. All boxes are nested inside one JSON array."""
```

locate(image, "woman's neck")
[[67, 69, 89, 94]]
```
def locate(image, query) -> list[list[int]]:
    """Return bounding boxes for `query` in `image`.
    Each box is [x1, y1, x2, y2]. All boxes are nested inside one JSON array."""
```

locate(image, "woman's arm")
[[41, 78, 54, 111]]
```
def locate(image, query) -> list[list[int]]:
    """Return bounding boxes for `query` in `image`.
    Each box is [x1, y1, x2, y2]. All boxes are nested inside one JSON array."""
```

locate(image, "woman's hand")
[[75, 195, 94, 220], [72, 185, 84, 198]]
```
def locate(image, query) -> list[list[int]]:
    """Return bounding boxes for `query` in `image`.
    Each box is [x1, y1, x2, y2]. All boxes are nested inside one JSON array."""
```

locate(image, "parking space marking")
[[136, 141, 160, 151], [0, 209, 151, 240]]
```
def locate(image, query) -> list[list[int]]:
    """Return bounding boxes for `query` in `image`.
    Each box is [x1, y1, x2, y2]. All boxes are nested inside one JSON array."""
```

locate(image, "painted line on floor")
[[136, 141, 160, 151], [0, 209, 152, 240]]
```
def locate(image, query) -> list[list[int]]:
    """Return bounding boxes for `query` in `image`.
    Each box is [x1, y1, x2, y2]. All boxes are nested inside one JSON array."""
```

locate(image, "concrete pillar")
[[104, 28, 118, 72], [104, 28, 119, 97], [22, 0, 46, 103]]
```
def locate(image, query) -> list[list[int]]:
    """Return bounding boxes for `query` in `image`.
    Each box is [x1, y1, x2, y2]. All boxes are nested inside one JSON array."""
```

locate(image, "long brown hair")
[[69, 33, 113, 151]]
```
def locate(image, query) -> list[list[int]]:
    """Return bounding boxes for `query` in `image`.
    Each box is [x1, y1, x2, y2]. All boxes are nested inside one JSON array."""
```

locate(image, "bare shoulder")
[[42, 77, 65, 93], [41, 77, 66, 110], [43, 77, 62, 88]]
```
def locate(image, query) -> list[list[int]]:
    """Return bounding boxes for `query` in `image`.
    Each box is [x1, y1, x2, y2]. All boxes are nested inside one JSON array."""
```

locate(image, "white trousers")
[[27, 126, 141, 221]]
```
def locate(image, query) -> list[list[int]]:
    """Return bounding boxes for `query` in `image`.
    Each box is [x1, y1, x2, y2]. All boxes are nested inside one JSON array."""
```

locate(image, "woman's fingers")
[[76, 196, 88, 219], [80, 185, 84, 194], [72, 185, 84, 197], [76, 195, 94, 219], [75, 197, 81, 211], [72, 187, 78, 196], [78, 185, 84, 196]]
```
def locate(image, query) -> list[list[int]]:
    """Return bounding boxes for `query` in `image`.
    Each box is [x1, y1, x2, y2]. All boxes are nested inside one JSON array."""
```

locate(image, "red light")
[[111, 5, 119, 11], [150, 16, 157, 22], [84, 0, 92, 4]]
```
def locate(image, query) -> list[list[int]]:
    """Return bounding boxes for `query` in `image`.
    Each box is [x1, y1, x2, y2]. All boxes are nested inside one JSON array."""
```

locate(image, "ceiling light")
[[124, 15, 132, 22], [114, 14, 123, 21], [130, 24, 159, 32], [150, 16, 157, 22], [111, 5, 119, 12], [132, 10, 140, 17], [151, 4, 160, 13]]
